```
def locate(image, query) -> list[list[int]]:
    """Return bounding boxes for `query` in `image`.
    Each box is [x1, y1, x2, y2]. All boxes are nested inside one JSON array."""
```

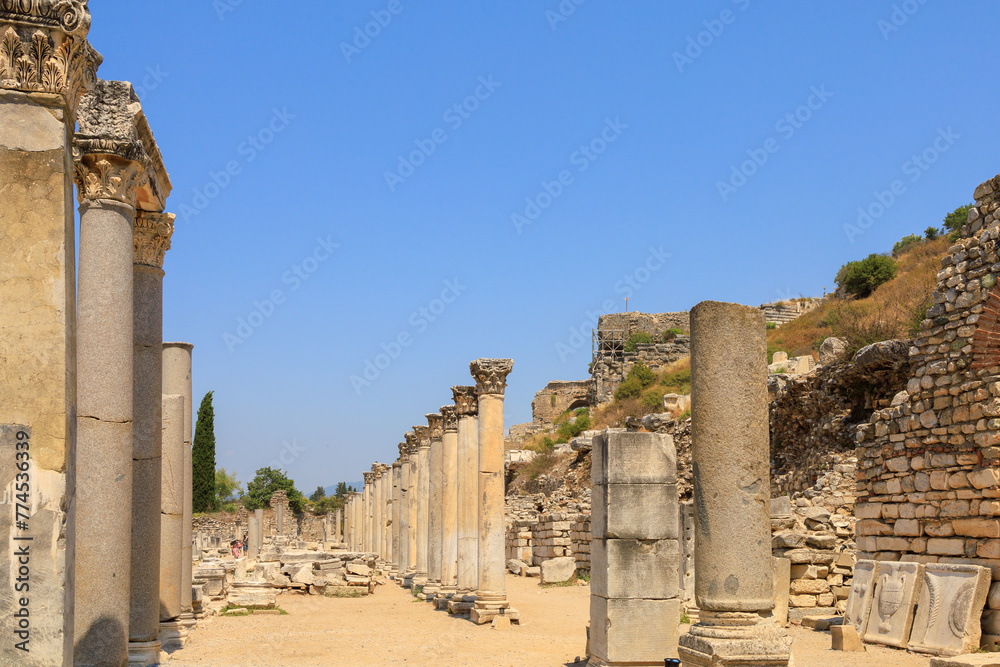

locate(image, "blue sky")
[[89, 1, 1000, 495]]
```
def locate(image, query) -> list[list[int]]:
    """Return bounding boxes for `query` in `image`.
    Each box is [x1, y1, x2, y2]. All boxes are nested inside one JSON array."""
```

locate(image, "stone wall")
[[592, 340, 691, 404], [761, 299, 820, 326], [856, 173, 1000, 634], [192, 510, 332, 543], [505, 513, 591, 573], [597, 311, 690, 338], [531, 380, 592, 424]]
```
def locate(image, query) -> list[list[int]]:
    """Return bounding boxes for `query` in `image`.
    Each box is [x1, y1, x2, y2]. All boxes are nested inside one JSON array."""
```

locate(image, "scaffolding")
[[592, 325, 629, 367]]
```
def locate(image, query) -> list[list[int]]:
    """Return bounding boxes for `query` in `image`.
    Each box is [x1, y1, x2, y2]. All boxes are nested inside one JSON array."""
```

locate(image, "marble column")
[[405, 432, 419, 582], [247, 515, 260, 559], [678, 301, 791, 666], [363, 471, 374, 552], [73, 80, 150, 667], [413, 425, 431, 588], [0, 8, 100, 663], [129, 211, 174, 666], [423, 413, 444, 599], [376, 465, 386, 560], [162, 342, 194, 632], [450, 386, 480, 615], [384, 465, 393, 563], [336, 507, 343, 545], [254, 509, 264, 552], [399, 441, 413, 585], [470, 358, 515, 625], [159, 394, 186, 650], [391, 458, 403, 576], [436, 406, 460, 607]]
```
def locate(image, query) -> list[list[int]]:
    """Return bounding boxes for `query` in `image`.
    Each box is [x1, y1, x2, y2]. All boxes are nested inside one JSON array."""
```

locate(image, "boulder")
[[819, 337, 848, 365], [540, 556, 576, 584], [507, 559, 526, 575], [347, 562, 371, 577]]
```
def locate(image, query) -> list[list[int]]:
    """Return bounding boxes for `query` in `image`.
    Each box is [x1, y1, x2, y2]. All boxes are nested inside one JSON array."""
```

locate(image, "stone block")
[[929, 657, 1000, 667], [862, 561, 923, 649], [592, 538, 679, 600], [589, 596, 680, 664], [591, 430, 676, 485], [831, 624, 864, 651], [540, 557, 576, 584], [790, 579, 830, 595], [788, 594, 818, 608], [802, 615, 841, 630], [770, 496, 792, 518], [909, 563, 991, 656], [592, 483, 678, 540], [773, 557, 790, 627]]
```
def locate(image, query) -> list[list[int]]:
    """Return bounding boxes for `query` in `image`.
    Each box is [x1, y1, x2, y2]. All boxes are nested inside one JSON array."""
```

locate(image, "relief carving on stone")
[[451, 385, 478, 417], [863, 561, 923, 649], [907, 563, 990, 657], [469, 358, 513, 396], [412, 425, 430, 447], [73, 151, 147, 206], [425, 413, 443, 440], [440, 405, 457, 432], [843, 560, 876, 636], [133, 211, 174, 268]]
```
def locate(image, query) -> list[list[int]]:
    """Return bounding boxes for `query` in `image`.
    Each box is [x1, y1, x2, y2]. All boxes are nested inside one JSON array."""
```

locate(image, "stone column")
[[384, 465, 393, 563], [413, 425, 431, 587], [162, 342, 194, 633], [159, 394, 186, 650], [391, 458, 403, 576], [436, 406, 460, 607], [423, 413, 444, 599], [375, 465, 385, 560], [346, 495, 354, 549], [0, 7, 100, 663], [247, 514, 260, 559], [399, 441, 413, 585], [336, 507, 343, 545], [129, 210, 174, 666], [590, 430, 681, 665], [470, 358, 515, 625], [73, 80, 150, 667], [450, 386, 480, 615], [362, 471, 374, 552], [275, 498, 284, 535], [254, 509, 264, 552], [678, 301, 791, 667], [405, 432, 419, 582]]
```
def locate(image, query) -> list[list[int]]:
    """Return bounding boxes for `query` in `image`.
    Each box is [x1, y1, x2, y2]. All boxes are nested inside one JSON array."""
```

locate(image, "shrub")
[[658, 364, 691, 395], [661, 327, 684, 342], [943, 203, 974, 240], [614, 377, 642, 400], [924, 226, 939, 240], [836, 254, 898, 299], [766, 322, 777, 330], [892, 234, 923, 257], [641, 392, 664, 409], [556, 409, 591, 441], [624, 332, 653, 352]]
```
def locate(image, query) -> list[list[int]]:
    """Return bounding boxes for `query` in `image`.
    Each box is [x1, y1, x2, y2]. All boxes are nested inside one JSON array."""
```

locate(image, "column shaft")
[[159, 395, 185, 638], [392, 462, 402, 573], [408, 451, 418, 574], [440, 411, 460, 597], [457, 413, 479, 593], [425, 416, 444, 596]]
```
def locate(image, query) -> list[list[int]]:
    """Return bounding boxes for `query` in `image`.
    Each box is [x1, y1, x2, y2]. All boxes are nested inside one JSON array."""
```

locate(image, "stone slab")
[[540, 557, 576, 584], [773, 557, 790, 627], [831, 624, 864, 651], [592, 430, 677, 485], [844, 559, 876, 636], [589, 596, 679, 664], [908, 563, 991, 656], [930, 657, 1000, 667], [592, 538, 679, 600], [862, 561, 923, 649], [592, 483, 679, 540]]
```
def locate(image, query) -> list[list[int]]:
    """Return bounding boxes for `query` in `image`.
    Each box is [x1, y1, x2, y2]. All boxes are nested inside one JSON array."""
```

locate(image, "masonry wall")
[[531, 380, 592, 424], [856, 174, 1000, 627], [592, 340, 691, 404]]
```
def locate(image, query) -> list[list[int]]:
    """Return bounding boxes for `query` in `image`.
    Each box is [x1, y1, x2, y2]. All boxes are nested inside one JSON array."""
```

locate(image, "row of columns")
[[342, 359, 514, 625]]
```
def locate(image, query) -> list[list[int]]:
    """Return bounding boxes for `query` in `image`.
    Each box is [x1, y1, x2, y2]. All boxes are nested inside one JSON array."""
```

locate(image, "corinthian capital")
[[451, 385, 478, 417], [0, 1, 101, 113], [412, 425, 430, 448], [362, 471, 375, 484], [75, 80, 172, 209], [470, 358, 513, 396], [404, 431, 418, 454], [133, 211, 173, 268], [440, 406, 457, 432], [425, 413, 443, 440]]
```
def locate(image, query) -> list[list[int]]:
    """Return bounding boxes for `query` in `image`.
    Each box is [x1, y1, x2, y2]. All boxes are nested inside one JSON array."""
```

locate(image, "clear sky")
[[88, 1, 1000, 495]]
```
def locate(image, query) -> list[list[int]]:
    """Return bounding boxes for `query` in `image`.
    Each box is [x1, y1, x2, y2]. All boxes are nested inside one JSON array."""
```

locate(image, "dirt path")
[[168, 575, 933, 667]]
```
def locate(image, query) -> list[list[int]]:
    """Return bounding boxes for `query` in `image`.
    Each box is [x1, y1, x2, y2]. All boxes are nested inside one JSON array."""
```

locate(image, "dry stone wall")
[[530, 380, 592, 424], [592, 340, 691, 404]]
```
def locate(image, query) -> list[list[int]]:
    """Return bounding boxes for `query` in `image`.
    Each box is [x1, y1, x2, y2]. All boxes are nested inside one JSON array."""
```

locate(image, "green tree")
[[924, 226, 939, 240], [943, 203, 974, 239], [614, 362, 657, 401], [310, 485, 326, 502], [244, 466, 305, 514], [891, 234, 922, 257], [214, 468, 242, 512], [334, 482, 349, 499], [835, 254, 898, 299], [192, 391, 216, 512]]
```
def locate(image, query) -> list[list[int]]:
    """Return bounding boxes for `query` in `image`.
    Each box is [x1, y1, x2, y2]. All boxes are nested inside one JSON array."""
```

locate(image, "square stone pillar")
[[436, 406, 460, 607], [0, 7, 101, 664], [470, 358, 516, 625], [678, 301, 792, 666], [589, 430, 680, 665], [413, 425, 431, 588], [450, 386, 480, 616], [424, 413, 444, 599]]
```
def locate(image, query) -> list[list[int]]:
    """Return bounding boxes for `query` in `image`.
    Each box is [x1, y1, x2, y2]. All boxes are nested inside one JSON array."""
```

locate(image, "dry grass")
[[766, 237, 949, 359]]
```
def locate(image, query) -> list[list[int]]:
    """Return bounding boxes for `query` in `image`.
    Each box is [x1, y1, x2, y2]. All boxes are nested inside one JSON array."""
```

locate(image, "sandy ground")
[[168, 574, 932, 667]]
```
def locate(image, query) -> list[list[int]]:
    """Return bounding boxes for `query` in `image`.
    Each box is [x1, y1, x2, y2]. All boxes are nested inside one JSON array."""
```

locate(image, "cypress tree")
[[192, 391, 216, 512]]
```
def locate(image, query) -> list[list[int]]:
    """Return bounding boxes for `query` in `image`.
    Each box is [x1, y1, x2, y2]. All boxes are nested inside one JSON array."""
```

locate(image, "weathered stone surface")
[[591, 430, 676, 485], [819, 337, 849, 365], [862, 561, 923, 649], [773, 557, 790, 626], [591, 539, 678, 600], [929, 657, 1000, 667], [844, 560, 876, 636], [589, 596, 679, 664], [831, 623, 864, 651], [539, 556, 576, 585], [592, 482, 678, 540], [908, 563, 990, 656]]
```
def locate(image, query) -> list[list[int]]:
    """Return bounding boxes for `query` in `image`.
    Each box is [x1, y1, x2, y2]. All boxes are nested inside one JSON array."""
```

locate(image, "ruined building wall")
[[591, 340, 691, 404], [531, 380, 592, 424], [856, 174, 1000, 575]]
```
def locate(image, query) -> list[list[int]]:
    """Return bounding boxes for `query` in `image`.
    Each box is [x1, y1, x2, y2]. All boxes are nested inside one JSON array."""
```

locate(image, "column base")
[[433, 587, 458, 609], [421, 580, 441, 600], [128, 639, 162, 666], [180, 611, 197, 630], [678, 612, 792, 667], [471, 592, 518, 625], [158, 620, 188, 651], [402, 571, 415, 588], [448, 592, 477, 616]]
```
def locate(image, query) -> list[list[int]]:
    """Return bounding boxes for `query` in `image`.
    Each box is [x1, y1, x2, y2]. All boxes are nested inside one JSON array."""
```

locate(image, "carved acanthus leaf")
[[133, 211, 174, 268], [451, 385, 478, 417], [469, 358, 514, 396]]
